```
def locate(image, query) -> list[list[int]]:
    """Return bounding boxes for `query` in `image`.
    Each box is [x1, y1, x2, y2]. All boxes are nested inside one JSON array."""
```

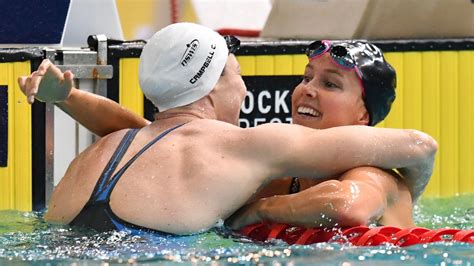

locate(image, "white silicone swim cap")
[[139, 22, 228, 111]]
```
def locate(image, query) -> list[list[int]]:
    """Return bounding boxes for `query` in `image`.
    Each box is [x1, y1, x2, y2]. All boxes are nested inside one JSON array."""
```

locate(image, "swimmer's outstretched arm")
[[240, 123, 436, 200], [17, 59, 149, 136], [57, 89, 150, 136]]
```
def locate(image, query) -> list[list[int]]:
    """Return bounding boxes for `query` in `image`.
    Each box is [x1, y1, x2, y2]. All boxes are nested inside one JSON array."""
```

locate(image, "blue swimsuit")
[[70, 124, 185, 234]]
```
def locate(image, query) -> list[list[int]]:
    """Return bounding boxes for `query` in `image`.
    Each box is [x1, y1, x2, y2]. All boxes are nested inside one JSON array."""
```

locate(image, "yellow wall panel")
[[0, 64, 13, 210], [237, 56, 256, 76], [402, 53, 423, 129], [274, 55, 293, 75], [458, 51, 474, 194], [0, 62, 32, 211], [13, 63, 32, 211], [383, 53, 404, 129], [421, 52, 441, 196], [255, 56, 275, 76], [439, 52, 459, 197], [238, 55, 307, 76], [292, 55, 307, 75], [119, 58, 144, 117]]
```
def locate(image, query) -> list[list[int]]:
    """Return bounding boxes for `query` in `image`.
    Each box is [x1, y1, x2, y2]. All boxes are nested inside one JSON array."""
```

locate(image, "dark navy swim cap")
[[306, 40, 397, 126]]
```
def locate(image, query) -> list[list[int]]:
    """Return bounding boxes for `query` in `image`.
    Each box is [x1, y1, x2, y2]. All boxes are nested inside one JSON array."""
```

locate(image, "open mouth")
[[297, 106, 321, 118]]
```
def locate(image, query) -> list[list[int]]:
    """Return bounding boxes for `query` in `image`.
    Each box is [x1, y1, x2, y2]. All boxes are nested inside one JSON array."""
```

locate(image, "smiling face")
[[291, 53, 369, 129]]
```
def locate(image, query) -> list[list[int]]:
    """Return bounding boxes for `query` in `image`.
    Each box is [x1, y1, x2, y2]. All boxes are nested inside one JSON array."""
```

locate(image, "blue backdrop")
[[0, 0, 70, 44]]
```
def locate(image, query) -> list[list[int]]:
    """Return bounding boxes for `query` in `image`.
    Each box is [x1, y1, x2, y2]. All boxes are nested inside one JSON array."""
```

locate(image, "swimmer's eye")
[[302, 75, 311, 84], [324, 81, 340, 89]]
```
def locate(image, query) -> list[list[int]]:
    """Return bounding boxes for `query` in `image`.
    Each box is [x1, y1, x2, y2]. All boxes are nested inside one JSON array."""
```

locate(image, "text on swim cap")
[[189, 44, 216, 84], [181, 39, 200, 67]]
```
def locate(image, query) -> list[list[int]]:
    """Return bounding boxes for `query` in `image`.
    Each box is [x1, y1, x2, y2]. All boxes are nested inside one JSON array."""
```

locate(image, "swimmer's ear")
[[357, 110, 370, 126]]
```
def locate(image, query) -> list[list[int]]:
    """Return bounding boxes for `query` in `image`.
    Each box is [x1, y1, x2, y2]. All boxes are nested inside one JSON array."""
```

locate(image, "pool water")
[[0, 194, 473, 265]]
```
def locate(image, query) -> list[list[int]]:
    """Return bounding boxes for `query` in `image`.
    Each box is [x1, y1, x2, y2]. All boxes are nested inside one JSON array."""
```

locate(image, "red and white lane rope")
[[240, 223, 474, 246]]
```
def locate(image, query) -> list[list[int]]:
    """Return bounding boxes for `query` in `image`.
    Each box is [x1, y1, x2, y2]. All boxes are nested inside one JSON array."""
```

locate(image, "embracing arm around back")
[[17, 59, 149, 137], [221, 123, 435, 229], [241, 123, 437, 187]]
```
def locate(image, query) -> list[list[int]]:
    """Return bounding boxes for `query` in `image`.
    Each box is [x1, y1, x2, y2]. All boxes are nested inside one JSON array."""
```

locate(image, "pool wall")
[[0, 39, 473, 211], [0, 49, 43, 211]]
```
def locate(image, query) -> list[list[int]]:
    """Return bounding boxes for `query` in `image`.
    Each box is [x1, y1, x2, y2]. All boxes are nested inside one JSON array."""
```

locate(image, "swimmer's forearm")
[[56, 89, 150, 136], [255, 193, 341, 227], [228, 180, 378, 229], [232, 195, 347, 228], [255, 182, 383, 228]]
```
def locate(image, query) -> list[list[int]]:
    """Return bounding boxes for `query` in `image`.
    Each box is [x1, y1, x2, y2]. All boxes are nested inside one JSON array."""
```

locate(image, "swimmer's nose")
[[304, 84, 318, 98]]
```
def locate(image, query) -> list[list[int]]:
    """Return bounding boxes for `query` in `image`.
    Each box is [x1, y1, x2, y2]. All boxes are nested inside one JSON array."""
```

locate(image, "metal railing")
[[43, 35, 113, 203]]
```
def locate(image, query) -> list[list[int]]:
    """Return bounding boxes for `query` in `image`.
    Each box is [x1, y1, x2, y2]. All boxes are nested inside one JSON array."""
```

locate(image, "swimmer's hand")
[[17, 59, 74, 104]]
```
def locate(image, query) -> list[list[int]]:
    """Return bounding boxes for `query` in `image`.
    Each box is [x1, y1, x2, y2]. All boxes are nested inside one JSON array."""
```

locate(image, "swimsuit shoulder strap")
[[98, 123, 187, 202], [90, 128, 140, 200]]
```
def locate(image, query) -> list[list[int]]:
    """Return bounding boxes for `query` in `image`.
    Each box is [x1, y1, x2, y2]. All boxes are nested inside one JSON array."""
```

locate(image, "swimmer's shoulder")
[[96, 128, 132, 144], [185, 119, 244, 132], [79, 128, 133, 157], [182, 119, 251, 147]]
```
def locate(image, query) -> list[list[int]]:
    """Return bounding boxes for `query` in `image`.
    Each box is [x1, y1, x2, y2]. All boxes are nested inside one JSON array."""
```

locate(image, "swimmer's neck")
[[154, 111, 209, 122], [153, 99, 218, 122]]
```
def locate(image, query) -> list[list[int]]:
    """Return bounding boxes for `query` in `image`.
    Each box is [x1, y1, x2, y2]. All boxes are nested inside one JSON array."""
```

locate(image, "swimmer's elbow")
[[423, 133, 438, 156], [327, 198, 368, 226], [334, 207, 376, 227], [326, 182, 382, 226], [302, 181, 362, 226], [407, 129, 438, 157], [43, 210, 64, 224], [429, 136, 438, 152]]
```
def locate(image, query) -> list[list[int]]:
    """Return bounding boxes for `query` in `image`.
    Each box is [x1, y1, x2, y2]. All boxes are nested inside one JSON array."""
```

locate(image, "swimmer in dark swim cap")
[[304, 40, 396, 126], [230, 40, 416, 229], [290, 40, 396, 131]]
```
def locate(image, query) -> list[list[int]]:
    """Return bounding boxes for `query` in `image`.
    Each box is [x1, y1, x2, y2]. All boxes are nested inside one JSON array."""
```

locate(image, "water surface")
[[0, 194, 473, 265]]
